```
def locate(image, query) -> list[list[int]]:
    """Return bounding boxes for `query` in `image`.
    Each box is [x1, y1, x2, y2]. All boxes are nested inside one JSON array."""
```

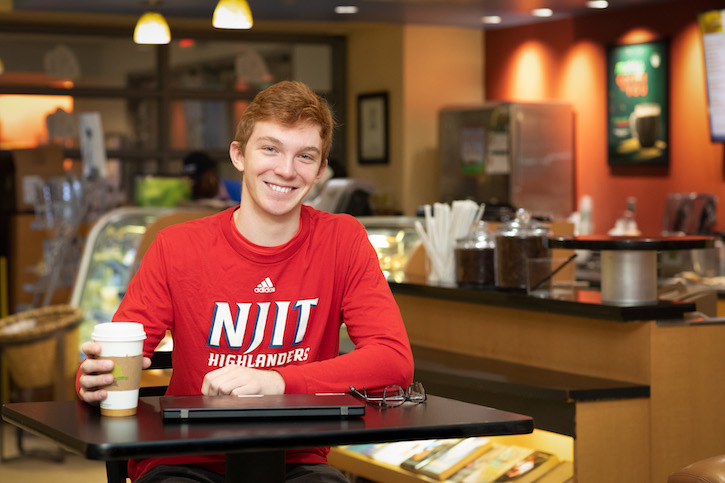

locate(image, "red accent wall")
[[485, 0, 725, 236]]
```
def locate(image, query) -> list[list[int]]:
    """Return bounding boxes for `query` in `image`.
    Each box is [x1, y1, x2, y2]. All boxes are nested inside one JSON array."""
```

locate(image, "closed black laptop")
[[160, 394, 365, 421]]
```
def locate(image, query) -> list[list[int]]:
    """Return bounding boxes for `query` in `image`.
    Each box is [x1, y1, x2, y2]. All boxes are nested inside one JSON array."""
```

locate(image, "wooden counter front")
[[391, 282, 725, 483]]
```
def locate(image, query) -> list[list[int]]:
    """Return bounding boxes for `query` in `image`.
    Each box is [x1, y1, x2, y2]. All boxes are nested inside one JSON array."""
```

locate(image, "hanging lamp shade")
[[213, 0, 253, 29], [134, 11, 171, 44]]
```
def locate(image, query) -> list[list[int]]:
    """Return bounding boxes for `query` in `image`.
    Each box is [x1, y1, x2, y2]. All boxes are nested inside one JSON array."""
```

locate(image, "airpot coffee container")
[[495, 208, 551, 290], [455, 221, 496, 287]]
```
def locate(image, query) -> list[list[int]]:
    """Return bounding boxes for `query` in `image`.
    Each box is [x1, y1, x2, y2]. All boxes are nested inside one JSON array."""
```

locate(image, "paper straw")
[[416, 200, 487, 284]]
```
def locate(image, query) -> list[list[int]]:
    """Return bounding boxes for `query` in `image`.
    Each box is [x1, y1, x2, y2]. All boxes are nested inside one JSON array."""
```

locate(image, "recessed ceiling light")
[[586, 1, 609, 8], [335, 6, 359, 14], [532, 8, 554, 17], [482, 15, 502, 24]]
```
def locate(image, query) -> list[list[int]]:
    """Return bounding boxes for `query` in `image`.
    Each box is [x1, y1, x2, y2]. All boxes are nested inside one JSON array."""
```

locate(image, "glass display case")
[[358, 216, 421, 283], [70, 206, 178, 357]]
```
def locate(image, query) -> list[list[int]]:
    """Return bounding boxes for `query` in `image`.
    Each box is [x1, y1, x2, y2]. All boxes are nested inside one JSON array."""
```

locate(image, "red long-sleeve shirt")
[[102, 205, 413, 480]]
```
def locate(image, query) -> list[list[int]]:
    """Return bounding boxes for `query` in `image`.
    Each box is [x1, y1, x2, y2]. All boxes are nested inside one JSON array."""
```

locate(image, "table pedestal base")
[[226, 450, 286, 482]]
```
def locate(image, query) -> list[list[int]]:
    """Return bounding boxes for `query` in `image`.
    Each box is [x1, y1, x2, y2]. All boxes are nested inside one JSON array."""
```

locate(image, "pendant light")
[[213, 0, 254, 29], [134, 10, 171, 45]]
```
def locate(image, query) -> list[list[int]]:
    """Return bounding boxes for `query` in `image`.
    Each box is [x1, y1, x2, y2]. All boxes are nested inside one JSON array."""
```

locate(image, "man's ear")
[[315, 158, 329, 182], [229, 141, 245, 173]]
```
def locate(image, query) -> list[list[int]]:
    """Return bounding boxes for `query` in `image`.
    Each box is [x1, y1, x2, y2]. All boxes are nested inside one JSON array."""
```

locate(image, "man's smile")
[[267, 182, 294, 194]]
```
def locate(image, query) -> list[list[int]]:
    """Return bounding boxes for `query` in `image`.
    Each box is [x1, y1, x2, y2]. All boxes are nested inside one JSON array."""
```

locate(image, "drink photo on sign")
[[606, 39, 669, 166]]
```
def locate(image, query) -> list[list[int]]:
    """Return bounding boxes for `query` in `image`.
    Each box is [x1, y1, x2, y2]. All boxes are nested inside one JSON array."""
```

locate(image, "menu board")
[[606, 40, 669, 166], [699, 9, 725, 142]]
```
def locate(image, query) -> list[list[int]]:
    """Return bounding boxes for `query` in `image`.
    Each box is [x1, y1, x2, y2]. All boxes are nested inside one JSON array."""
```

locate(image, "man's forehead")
[[252, 119, 321, 136], [249, 120, 323, 151]]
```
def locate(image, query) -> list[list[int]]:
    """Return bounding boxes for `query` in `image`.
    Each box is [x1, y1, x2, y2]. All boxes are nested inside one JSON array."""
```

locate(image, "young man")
[[77, 80, 414, 482]]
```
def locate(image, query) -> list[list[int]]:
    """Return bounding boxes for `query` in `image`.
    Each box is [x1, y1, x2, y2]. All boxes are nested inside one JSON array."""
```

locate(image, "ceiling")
[[11, 0, 674, 30]]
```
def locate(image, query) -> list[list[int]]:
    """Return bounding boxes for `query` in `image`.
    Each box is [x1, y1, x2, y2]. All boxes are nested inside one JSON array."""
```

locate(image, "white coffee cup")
[[91, 322, 146, 417]]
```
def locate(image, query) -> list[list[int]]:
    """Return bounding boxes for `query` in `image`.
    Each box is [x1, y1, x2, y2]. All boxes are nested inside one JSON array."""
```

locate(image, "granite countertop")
[[389, 280, 696, 322]]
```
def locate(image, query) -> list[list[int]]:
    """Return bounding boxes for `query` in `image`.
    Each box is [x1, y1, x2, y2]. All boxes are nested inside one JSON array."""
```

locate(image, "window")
[[0, 23, 345, 201]]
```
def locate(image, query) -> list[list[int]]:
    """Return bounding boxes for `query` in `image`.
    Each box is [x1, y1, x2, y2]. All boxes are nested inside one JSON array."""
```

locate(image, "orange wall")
[[485, 0, 725, 236]]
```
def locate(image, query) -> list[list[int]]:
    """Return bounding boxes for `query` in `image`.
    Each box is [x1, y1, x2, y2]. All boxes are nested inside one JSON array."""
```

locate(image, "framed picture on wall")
[[606, 39, 669, 166], [357, 92, 389, 164]]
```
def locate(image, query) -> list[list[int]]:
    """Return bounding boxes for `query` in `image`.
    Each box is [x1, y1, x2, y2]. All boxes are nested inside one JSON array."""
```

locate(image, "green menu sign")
[[607, 40, 669, 166]]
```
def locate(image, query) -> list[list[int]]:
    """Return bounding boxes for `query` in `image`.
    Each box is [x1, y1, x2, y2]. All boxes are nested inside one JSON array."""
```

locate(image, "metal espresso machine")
[[438, 102, 575, 222]]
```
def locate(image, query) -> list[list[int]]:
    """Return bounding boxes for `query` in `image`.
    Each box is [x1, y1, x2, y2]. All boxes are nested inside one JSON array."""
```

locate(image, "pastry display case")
[[357, 217, 421, 283], [70, 207, 179, 357]]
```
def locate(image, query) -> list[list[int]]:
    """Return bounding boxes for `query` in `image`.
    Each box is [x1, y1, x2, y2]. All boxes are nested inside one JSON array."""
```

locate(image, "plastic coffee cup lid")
[[92, 322, 146, 342]]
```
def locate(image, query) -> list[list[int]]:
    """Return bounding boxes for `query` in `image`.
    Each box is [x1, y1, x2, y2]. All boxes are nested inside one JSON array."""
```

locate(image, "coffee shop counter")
[[390, 280, 725, 483]]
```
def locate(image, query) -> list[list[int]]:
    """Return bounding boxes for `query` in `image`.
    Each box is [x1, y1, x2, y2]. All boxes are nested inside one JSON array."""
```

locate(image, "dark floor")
[[0, 423, 107, 482]]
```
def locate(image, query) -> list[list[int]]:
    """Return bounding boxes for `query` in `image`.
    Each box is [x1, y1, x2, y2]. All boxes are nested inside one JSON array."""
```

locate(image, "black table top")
[[547, 235, 714, 251], [1, 395, 534, 461]]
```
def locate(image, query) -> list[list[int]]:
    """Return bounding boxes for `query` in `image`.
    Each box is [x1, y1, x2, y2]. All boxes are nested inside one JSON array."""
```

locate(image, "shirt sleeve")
[[113, 233, 174, 357], [276, 223, 414, 394]]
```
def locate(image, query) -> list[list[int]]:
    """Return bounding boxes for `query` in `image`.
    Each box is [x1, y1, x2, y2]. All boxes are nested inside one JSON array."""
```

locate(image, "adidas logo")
[[254, 277, 276, 293]]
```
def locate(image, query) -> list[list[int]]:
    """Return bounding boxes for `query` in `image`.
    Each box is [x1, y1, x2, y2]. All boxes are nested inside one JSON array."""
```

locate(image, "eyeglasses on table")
[[349, 381, 427, 408]]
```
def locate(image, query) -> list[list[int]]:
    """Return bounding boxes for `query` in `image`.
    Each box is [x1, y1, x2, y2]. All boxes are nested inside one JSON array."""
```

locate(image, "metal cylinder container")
[[601, 250, 658, 305]]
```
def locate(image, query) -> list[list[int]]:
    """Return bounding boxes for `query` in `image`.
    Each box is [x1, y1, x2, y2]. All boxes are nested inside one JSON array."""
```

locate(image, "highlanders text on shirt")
[[207, 347, 311, 368]]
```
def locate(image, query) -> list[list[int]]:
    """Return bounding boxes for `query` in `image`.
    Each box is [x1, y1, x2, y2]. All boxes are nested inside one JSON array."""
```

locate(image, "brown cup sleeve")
[[99, 355, 142, 392]]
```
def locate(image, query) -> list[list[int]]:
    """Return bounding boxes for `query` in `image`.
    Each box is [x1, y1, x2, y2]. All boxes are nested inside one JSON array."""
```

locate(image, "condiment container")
[[455, 221, 496, 287], [495, 209, 551, 290]]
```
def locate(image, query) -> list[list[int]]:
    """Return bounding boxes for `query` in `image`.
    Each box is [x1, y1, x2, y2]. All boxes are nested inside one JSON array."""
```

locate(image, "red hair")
[[234, 81, 335, 159]]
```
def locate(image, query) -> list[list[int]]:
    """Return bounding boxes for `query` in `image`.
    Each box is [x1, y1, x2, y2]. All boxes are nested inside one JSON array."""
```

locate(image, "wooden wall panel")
[[396, 294, 651, 384], [650, 322, 725, 482], [575, 398, 650, 483]]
